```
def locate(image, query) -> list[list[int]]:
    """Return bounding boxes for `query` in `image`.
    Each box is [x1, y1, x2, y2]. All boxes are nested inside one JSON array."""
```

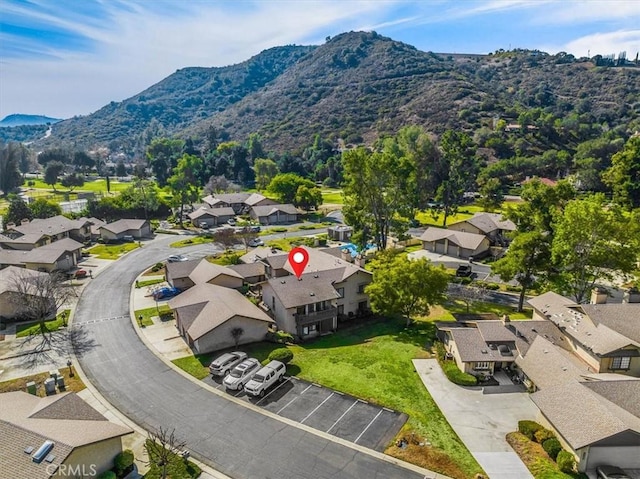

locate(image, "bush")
[[518, 420, 544, 440], [151, 262, 163, 272], [436, 343, 478, 386], [557, 450, 576, 473], [268, 347, 294, 364], [534, 427, 556, 444], [97, 472, 116, 479], [114, 449, 134, 476], [266, 330, 295, 344], [542, 438, 562, 460]]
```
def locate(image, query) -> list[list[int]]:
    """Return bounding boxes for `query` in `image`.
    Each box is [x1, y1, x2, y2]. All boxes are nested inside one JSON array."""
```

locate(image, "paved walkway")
[[413, 359, 536, 479]]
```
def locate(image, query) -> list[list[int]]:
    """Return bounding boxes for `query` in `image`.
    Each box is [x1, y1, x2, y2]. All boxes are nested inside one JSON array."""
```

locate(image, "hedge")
[[518, 420, 544, 440], [114, 449, 134, 477], [534, 427, 556, 444], [542, 438, 562, 460], [557, 450, 576, 473], [436, 343, 478, 386], [97, 472, 116, 479], [268, 348, 294, 364]]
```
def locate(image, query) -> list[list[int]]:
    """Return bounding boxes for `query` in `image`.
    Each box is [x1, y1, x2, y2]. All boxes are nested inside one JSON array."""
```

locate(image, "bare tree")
[[213, 227, 239, 250], [145, 426, 187, 479], [448, 283, 489, 313], [235, 226, 258, 252], [230, 327, 244, 347]]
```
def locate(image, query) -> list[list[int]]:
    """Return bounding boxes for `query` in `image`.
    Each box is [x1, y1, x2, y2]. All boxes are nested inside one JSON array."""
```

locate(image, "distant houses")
[[193, 193, 300, 227]]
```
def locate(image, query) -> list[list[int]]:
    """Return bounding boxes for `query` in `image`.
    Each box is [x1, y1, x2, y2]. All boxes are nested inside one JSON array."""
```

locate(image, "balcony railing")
[[294, 306, 337, 325]]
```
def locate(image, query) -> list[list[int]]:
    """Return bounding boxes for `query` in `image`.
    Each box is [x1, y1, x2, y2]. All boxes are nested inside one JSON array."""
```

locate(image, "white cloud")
[[541, 29, 640, 58]]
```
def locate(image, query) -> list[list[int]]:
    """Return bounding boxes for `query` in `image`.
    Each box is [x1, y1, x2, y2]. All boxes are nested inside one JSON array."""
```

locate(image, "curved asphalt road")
[[74, 235, 424, 479]]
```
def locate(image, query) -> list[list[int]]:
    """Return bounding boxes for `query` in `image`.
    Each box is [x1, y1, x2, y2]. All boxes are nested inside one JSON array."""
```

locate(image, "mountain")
[[35, 45, 315, 150], [24, 31, 640, 153], [0, 114, 61, 127]]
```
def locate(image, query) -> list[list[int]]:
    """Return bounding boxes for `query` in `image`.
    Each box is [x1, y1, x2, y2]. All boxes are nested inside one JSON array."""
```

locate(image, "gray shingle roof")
[[420, 227, 487, 250], [251, 203, 299, 217], [461, 212, 516, 234], [583, 380, 640, 419], [0, 266, 49, 295], [581, 303, 640, 344], [22, 238, 84, 265], [168, 283, 273, 340], [203, 193, 251, 207], [99, 219, 147, 235], [11, 216, 89, 237], [0, 249, 27, 266], [228, 262, 266, 279], [447, 328, 505, 362], [266, 270, 342, 309], [188, 207, 235, 220]]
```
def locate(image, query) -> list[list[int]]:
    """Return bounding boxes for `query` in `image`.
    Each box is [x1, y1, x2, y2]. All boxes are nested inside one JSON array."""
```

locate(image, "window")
[[336, 287, 344, 298], [474, 362, 490, 370], [337, 305, 344, 315], [611, 356, 631, 370], [357, 283, 366, 294]]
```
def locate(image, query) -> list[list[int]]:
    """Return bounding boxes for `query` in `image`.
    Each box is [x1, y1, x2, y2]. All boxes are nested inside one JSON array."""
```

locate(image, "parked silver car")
[[222, 358, 261, 390], [209, 351, 247, 377]]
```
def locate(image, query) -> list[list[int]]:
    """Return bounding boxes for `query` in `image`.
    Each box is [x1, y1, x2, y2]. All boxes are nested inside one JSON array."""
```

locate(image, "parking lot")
[[204, 375, 407, 451]]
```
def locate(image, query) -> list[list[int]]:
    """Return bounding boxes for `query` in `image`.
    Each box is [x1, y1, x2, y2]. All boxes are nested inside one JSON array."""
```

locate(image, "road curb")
[[128, 271, 449, 479]]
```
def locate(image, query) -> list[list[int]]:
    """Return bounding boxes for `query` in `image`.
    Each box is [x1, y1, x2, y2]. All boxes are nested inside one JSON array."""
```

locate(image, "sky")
[[1, 0, 640, 120]]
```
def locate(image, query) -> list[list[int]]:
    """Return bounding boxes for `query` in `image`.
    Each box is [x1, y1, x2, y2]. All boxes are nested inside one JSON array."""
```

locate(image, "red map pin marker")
[[288, 246, 309, 279]]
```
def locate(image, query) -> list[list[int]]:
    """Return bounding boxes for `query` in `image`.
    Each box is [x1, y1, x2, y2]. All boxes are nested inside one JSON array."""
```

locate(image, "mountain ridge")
[[0, 114, 62, 127]]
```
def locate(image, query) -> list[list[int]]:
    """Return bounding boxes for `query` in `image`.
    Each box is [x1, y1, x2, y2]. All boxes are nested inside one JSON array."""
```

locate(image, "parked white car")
[[243, 360, 286, 397], [209, 351, 247, 377], [222, 358, 261, 390]]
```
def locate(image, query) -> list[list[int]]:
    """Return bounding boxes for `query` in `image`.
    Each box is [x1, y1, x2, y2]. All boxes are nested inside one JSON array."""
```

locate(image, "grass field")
[[134, 305, 172, 327], [87, 242, 139, 259], [15, 310, 71, 337], [321, 188, 344, 205], [172, 304, 500, 478], [24, 177, 130, 194]]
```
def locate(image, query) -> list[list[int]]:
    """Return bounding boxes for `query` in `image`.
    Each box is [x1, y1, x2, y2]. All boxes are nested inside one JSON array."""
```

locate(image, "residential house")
[[447, 212, 516, 245], [531, 378, 640, 471], [0, 266, 53, 320], [0, 391, 132, 479], [0, 232, 51, 251], [188, 207, 235, 228], [99, 219, 151, 242], [420, 227, 490, 260], [78, 217, 106, 241], [168, 283, 274, 353], [0, 249, 28, 269], [0, 238, 84, 272], [254, 246, 373, 338], [202, 192, 276, 214], [228, 262, 266, 285], [528, 291, 640, 377], [249, 204, 300, 225], [165, 259, 243, 291], [2, 216, 92, 248]]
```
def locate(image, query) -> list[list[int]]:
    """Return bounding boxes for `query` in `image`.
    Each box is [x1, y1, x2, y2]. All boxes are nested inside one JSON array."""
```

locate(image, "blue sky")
[[1, 0, 639, 119]]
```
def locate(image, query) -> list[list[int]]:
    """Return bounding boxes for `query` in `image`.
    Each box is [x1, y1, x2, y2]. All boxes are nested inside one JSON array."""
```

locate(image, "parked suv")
[[456, 264, 472, 277], [209, 351, 248, 377], [243, 360, 286, 397], [222, 358, 260, 391]]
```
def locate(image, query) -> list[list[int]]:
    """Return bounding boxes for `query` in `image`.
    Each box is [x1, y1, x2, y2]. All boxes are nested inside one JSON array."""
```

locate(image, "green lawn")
[[16, 310, 71, 337], [135, 278, 165, 289], [173, 314, 483, 479], [169, 236, 214, 248], [444, 299, 532, 320], [321, 188, 344, 205], [88, 242, 139, 259], [415, 203, 508, 228], [134, 305, 172, 327], [25, 177, 130, 194]]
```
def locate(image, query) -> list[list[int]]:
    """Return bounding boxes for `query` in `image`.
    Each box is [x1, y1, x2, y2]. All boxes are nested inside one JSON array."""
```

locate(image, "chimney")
[[21, 218, 30, 225], [590, 287, 608, 304], [356, 254, 366, 268], [623, 287, 640, 304], [341, 249, 353, 263], [501, 314, 511, 325]]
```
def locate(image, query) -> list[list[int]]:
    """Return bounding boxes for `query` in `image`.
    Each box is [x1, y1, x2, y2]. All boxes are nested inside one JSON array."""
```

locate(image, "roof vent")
[[32, 440, 54, 463], [310, 292, 315, 296], [280, 280, 286, 284], [481, 349, 488, 354], [531, 328, 537, 333], [24, 446, 34, 455], [314, 274, 318, 278], [45, 454, 56, 463]]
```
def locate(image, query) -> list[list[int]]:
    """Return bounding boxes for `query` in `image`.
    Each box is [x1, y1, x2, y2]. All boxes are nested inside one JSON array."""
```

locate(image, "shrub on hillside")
[[518, 420, 544, 440], [268, 348, 294, 364], [556, 450, 576, 473], [542, 438, 562, 460], [534, 427, 556, 444], [114, 449, 134, 477]]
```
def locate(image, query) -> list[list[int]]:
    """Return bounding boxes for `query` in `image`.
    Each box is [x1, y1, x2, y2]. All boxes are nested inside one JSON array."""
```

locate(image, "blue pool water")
[[340, 243, 374, 258]]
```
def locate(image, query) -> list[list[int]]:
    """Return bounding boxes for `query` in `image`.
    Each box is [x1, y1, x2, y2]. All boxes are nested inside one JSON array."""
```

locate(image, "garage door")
[[586, 446, 640, 470], [435, 241, 446, 254], [447, 243, 459, 257]]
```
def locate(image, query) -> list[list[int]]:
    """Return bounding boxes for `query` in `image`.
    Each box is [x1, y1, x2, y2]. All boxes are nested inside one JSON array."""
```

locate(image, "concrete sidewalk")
[[413, 359, 536, 479]]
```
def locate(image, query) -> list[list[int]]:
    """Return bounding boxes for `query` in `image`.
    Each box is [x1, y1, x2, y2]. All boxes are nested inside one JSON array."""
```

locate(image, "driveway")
[[73, 235, 432, 479], [413, 359, 537, 479]]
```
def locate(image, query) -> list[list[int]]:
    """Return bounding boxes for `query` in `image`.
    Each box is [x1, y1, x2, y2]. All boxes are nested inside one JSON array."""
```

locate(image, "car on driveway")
[[244, 360, 286, 397], [596, 466, 631, 479], [227, 218, 236, 226], [209, 351, 248, 377], [248, 238, 264, 247], [222, 358, 261, 390], [167, 254, 188, 263], [456, 264, 473, 277], [152, 286, 180, 300]]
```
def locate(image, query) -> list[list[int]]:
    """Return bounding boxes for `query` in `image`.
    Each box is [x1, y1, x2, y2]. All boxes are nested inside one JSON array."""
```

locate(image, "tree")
[[551, 195, 639, 303], [146, 137, 184, 187], [294, 185, 322, 211], [4, 196, 33, 225], [230, 327, 244, 347], [235, 226, 258, 252], [267, 173, 316, 204], [342, 147, 409, 250], [365, 252, 449, 326], [253, 158, 279, 190], [29, 198, 62, 219], [0, 141, 24, 194], [60, 173, 85, 192], [477, 176, 504, 212], [434, 130, 478, 227], [115, 161, 127, 177], [44, 161, 65, 190], [72, 151, 95, 173], [213, 228, 238, 250], [602, 136, 640, 209], [204, 175, 232, 195], [37, 148, 70, 167], [167, 154, 203, 227], [448, 283, 489, 313], [144, 427, 187, 479]]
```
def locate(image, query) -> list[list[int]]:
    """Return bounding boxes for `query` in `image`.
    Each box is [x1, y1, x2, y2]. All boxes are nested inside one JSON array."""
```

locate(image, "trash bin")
[[49, 369, 59, 380], [56, 376, 66, 391], [44, 378, 56, 395], [26, 381, 37, 395]]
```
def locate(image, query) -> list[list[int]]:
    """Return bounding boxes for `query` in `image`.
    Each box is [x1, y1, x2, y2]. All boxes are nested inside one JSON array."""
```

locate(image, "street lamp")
[[67, 359, 74, 377]]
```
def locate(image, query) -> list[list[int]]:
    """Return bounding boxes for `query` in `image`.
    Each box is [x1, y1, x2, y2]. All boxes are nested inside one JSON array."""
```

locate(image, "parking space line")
[[300, 392, 334, 424], [326, 399, 359, 433], [276, 384, 313, 414], [354, 409, 383, 444], [255, 378, 291, 406]]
